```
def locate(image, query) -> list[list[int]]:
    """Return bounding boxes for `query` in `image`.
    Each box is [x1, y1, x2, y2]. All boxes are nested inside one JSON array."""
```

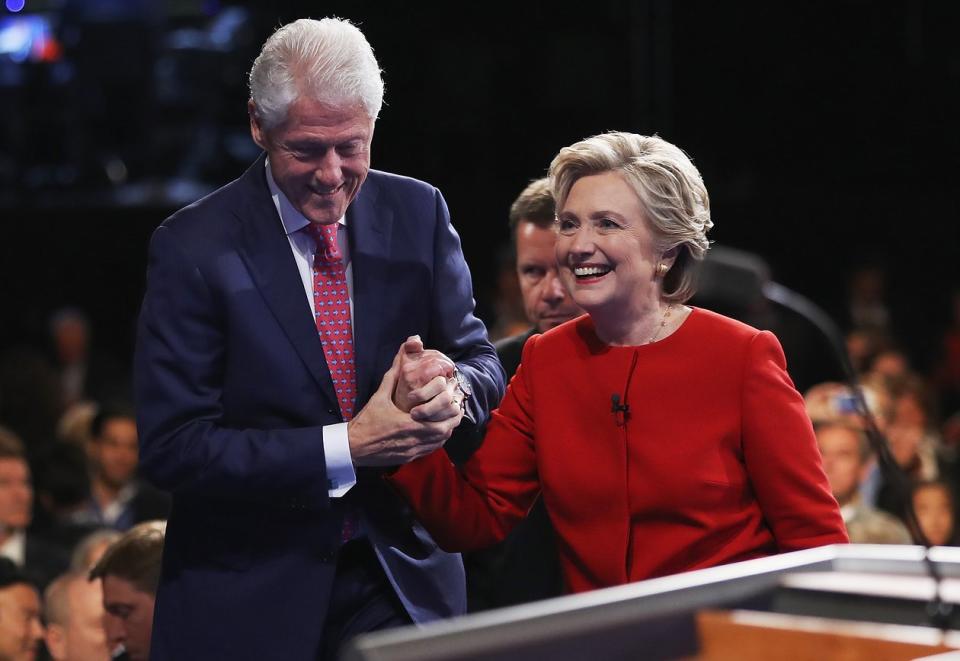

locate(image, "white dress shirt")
[[265, 161, 356, 498], [0, 530, 26, 567]]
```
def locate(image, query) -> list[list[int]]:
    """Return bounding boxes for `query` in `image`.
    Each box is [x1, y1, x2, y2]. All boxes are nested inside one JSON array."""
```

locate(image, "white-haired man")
[[134, 17, 504, 660]]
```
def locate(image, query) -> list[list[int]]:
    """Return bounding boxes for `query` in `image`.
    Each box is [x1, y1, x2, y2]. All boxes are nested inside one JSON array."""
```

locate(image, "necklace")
[[646, 303, 673, 344]]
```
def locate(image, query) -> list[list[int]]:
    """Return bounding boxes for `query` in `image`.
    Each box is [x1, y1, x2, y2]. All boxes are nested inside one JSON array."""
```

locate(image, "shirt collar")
[[264, 158, 346, 236], [839, 502, 856, 523], [0, 530, 26, 567]]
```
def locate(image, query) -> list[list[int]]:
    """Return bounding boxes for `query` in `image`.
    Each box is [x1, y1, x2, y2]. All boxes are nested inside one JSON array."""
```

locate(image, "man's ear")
[[248, 100, 267, 150], [45, 624, 66, 660]]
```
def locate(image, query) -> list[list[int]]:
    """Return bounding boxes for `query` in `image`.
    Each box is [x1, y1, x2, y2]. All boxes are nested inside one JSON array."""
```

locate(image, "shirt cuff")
[[323, 423, 356, 498]]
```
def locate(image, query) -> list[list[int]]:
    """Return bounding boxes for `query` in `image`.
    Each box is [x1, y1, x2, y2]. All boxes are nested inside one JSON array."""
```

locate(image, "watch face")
[[454, 369, 472, 397]]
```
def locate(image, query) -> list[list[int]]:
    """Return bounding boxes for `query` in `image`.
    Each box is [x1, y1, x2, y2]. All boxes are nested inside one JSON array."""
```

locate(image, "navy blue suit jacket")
[[134, 155, 505, 660]]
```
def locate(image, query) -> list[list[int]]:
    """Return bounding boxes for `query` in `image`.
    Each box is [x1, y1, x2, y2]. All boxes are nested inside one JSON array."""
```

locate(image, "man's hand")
[[393, 335, 459, 414], [348, 344, 463, 467]]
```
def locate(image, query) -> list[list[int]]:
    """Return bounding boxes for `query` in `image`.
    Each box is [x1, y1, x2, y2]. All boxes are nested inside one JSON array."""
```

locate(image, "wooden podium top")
[[696, 609, 960, 661]]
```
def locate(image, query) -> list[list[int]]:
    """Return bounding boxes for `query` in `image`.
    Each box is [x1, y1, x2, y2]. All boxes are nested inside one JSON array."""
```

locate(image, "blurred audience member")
[[933, 286, 960, 415], [847, 264, 891, 334], [869, 347, 911, 384], [806, 383, 911, 544], [0, 558, 44, 661], [49, 310, 91, 408], [0, 429, 68, 589], [70, 530, 121, 574], [48, 309, 128, 408], [889, 374, 938, 432], [943, 412, 960, 461], [856, 373, 897, 432], [848, 367, 956, 527], [805, 381, 890, 433], [74, 407, 169, 531], [815, 421, 911, 544], [846, 328, 885, 375], [0, 349, 61, 461], [876, 375, 947, 515], [30, 443, 98, 553], [43, 571, 108, 661], [465, 178, 583, 612], [912, 480, 956, 546], [56, 403, 98, 449], [89, 521, 164, 661]]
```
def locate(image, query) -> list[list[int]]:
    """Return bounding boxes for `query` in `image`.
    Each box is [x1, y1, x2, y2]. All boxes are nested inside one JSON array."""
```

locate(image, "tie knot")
[[306, 223, 341, 263]]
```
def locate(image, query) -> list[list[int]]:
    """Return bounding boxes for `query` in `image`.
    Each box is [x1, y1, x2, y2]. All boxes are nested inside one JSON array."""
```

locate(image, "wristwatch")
[[452, 367, 472, 414]]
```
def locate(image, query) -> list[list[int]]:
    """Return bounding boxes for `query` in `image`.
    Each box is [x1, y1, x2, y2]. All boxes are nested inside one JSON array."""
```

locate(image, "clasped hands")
[[347, 336, 465, 466]]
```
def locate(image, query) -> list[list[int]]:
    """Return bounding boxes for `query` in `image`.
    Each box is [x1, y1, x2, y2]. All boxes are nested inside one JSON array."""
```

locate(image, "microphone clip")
[[611, 394, 629, 427]]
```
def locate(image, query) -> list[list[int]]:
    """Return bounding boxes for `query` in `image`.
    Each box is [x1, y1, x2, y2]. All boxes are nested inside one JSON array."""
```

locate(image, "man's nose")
[[103, 615, 125, 644], [29, 616, 43, 641], [542, 270, 566, 304], [314, 151, 343, 187]]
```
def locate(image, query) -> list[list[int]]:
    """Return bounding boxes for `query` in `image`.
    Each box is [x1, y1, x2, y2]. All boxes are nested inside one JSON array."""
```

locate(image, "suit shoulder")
[[149, 167, 262, 262], [158, 159, 265, 241], [162, 178, 243, 233], [363, 170, 445, 212]]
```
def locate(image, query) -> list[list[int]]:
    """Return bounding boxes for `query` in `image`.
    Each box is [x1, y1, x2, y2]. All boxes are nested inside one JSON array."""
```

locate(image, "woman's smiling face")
[[555, 171, 664, 317]]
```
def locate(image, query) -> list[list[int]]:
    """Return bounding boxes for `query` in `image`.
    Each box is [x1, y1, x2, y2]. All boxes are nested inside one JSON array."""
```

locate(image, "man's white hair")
[[248, 17, 384, 128]]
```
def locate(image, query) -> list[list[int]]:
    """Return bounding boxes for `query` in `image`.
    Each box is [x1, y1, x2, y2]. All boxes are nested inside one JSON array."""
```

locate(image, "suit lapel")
[[347, 175, 394, 406], [233, 156, 339, 410]]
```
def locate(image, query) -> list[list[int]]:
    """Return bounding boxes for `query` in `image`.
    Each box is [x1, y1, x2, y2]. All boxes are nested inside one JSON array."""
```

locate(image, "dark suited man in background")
[[134, 17, 504, 660], [74, 406, 169, 530], [0, 429, 68, 590], [494, 178, 584, 376], [465, 178, 583, 611], [89, 521, 164, 661]]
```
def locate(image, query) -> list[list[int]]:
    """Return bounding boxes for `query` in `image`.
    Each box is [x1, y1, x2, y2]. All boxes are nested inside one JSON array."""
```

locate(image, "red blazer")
[[390, 308, 848, 594]]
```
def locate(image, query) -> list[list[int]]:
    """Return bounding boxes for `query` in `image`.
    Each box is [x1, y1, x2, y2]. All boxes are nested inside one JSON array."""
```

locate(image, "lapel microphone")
[[611, 393, 629, 426]]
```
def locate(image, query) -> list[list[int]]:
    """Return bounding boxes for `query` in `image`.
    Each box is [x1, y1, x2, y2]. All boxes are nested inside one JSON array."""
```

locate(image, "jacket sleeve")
[[134, 225, 331, 509], [741, 331, 849, 549], [388, 334, 541, 551], [426, 187, 506, 461]]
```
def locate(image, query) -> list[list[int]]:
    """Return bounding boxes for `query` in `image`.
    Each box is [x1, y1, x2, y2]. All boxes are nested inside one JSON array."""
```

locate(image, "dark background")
[[2, 0, 957, 374]]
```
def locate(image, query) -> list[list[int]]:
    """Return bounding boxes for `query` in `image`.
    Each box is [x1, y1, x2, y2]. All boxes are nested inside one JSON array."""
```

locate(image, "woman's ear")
[[661, 246, 680, 270]]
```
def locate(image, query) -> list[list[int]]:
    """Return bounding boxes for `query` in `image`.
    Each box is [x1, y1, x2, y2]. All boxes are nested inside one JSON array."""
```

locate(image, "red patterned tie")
[[306, 223, 356, 422]]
